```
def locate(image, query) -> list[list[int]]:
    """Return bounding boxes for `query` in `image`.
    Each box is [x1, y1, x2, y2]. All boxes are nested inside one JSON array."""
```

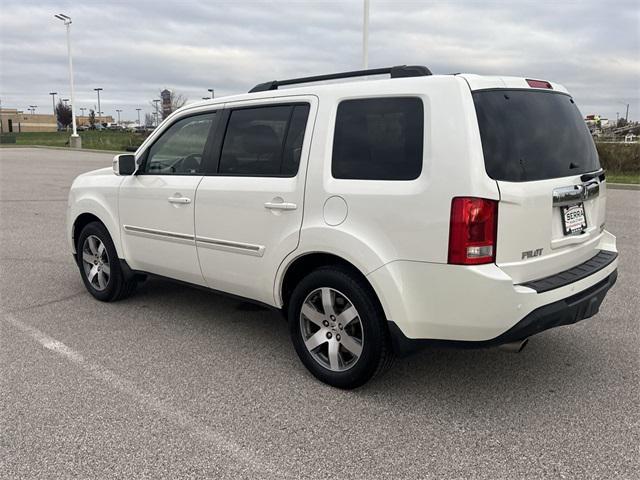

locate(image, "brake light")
[[526, 79, 553, 89], [448, 197, 498, 265]]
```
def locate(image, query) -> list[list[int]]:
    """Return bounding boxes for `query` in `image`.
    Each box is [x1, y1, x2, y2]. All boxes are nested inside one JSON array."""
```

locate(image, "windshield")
[[473, 89, 600, 182]]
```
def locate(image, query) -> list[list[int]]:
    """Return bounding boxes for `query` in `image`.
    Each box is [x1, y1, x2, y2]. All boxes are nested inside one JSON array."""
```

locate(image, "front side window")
[[144, 113, 216, 175], [332, 97, 424, 180], [219, 104, 310, 176]]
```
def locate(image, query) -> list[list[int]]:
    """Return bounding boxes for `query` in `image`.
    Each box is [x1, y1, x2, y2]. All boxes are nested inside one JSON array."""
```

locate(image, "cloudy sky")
[[1, 0, 638, 122]]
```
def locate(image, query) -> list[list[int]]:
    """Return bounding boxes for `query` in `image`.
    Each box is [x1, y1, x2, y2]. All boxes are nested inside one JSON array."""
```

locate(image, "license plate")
[[561, 203, 587, 235]]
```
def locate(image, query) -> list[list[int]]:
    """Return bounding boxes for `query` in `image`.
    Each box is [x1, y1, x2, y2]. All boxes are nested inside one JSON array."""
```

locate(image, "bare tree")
[[144, 113, 155, 128], [88, 109, 96, 127], [149, 89, 188, 120]]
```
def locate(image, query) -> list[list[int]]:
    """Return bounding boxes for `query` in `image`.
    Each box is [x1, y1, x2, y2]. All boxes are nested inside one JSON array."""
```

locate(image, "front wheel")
[[288, 266, 393, 389], [76, 221, 137, 302]]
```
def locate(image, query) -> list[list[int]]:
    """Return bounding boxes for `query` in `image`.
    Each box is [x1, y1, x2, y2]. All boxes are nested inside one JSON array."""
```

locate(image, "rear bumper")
[[388, 269, 617, 356], [366, 232, 618, 353]]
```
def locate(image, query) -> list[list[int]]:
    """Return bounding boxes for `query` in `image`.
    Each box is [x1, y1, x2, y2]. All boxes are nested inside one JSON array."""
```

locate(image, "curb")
[[0, 145, 125, 154], [608, 183, 640, 191]]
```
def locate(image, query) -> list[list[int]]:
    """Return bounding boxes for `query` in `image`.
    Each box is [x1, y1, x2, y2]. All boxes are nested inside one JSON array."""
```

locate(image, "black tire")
[[288, 266, 393, 389], [76, 221, 137, 302]]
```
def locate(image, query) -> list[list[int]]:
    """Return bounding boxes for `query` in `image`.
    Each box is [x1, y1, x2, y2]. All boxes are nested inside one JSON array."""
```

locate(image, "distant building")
[[0, 108, 57, 132], [0, 108, 114, 132], [76, 115, 114, 127], [161, 89, 172, 119]]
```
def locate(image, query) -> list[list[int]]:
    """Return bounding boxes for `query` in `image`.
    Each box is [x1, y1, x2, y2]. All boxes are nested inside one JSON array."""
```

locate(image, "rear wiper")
[[581, 168, 605, 182]]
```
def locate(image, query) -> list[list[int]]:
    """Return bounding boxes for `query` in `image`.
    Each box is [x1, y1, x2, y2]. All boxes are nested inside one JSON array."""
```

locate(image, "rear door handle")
[[264, 201, 297, 211], [168, 196, 192, 204]]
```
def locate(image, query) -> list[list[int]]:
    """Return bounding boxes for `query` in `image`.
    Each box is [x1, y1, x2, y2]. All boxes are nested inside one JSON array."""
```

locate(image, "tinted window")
[[332, 97, 423, 180], [473, 90, 600, 182], [219, 104, 309, 176], [145, 113, 216, 174]]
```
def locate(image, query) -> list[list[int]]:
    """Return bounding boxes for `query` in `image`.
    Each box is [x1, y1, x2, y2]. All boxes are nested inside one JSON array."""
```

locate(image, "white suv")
[[67, 66, 618, 388]]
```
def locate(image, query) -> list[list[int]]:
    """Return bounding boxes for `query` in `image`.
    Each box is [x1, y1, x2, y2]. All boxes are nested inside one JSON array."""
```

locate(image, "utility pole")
[[362, 0, 370, 69], [54, 13, 80, 147], [136, 108, 142, 126], [625, 103, 629, 122], [208, 88, 215, 99], [94, 88, 103, 124]]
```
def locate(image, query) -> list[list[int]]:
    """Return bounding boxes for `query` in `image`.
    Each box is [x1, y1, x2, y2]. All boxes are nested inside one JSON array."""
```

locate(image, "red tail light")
[[526, 79, 553, 89], [448, 197, 498, 265]]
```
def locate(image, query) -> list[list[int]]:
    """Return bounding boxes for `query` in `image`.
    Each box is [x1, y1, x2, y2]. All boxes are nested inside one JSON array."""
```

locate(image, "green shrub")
[[596, 142, 640, 174]]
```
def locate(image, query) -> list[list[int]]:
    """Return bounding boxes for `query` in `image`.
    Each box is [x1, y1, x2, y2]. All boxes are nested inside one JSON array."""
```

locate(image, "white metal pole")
[[65, 21, 78, 137], [362, 0, 369, 69]]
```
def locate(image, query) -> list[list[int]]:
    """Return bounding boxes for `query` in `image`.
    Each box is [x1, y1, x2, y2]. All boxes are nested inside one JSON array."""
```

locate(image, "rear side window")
[[332, 97, 423, 180], [219, 104, 309, 176], [473, 90, 600, 182]]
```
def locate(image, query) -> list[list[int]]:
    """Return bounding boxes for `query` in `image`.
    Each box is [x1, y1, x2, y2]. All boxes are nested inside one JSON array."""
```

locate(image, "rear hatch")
[[472, 86, 606, 283]]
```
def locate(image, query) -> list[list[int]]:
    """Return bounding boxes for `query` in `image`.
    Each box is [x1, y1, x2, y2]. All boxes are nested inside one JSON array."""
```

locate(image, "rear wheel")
[[76, 222, 137, 301], [288, 266, 393, 389]]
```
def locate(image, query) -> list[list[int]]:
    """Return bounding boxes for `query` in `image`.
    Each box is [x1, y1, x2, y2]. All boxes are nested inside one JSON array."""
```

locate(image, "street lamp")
[[207, 88, 214, 99], [362, 0, 370, 69], [116, 109, 122, 124], [54, 13, 80, 147], [49, 92, 57, 116], [62, 98, 69, 106], [94, 88, 103, 125], [29, 105, 38, 114], [136, 108, 142, 126], [202, 97, 210, 100]]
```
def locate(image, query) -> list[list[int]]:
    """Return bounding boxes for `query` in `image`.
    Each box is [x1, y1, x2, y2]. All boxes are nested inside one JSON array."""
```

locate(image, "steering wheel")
[[175, 153, 202, 173]]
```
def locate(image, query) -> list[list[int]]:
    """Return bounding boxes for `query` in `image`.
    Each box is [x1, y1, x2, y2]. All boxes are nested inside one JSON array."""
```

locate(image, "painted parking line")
[[4, 313, 288, 479]]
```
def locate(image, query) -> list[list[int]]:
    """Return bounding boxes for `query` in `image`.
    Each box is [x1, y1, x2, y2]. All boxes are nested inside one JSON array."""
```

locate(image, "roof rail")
[[248, 65, 432, 93]]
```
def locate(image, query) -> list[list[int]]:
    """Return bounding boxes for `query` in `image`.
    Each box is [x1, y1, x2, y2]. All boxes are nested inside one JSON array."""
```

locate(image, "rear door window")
[[332, 97, 424, 180], [472, 90, 600, 182], [218, 104, 310, 177]]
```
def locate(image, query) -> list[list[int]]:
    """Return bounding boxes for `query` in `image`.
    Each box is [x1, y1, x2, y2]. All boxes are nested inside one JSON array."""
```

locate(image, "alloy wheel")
[[81, 235, 110, 291], [299, 287, 364, 372]]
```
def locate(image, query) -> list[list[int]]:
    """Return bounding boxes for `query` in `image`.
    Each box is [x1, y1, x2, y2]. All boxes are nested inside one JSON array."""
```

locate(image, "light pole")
[[29, 105, 38, 114], [153, 99, 160, 127], [54, 13, 80, 147], [202, 97, 209, 100], [136, 108, 142, 126], [116, 109, 122, 124], [94, 88, 103, 125], [207, 88, 214, 99], [362, 0, 370, 69], [62, 98, 69, 106], [49, 92, 57, 117]]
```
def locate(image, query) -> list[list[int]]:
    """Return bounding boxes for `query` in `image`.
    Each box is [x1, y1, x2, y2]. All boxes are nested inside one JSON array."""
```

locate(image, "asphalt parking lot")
[[1, 147, 638, 479]]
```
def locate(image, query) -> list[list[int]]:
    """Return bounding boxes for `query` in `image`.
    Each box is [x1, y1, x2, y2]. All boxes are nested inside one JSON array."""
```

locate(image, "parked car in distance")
[[67, 66, 618, 388]]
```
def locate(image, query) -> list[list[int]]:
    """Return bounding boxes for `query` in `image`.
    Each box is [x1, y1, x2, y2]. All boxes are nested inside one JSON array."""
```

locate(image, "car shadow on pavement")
[[129, 277, 610, 414]]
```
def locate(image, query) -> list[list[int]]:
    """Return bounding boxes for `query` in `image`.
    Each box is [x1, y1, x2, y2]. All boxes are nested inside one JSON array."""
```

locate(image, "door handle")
[[168, 196, 192, 204], [264, 201, 297, 211]]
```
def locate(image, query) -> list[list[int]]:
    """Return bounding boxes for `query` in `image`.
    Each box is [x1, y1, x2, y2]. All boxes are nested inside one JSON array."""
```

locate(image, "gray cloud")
[[1, 0, 638, 122]]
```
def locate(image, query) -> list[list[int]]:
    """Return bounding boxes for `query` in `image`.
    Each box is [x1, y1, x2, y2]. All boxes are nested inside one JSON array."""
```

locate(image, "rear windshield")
[[473, 90, 600, 182]]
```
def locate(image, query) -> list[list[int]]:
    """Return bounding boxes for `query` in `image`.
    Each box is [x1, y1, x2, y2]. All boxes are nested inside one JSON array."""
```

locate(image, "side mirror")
[[113, 154, 136, 176]]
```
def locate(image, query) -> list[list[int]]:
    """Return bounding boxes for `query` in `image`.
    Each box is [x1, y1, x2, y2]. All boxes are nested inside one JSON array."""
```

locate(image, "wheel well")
[[281, 253, 385, 316], [72, 213, 104, 251]]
